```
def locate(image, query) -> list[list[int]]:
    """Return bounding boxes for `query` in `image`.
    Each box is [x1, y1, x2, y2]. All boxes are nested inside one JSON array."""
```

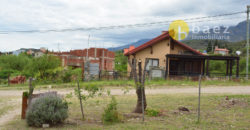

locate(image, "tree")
[[114, 51, 127, 72], [206, 41, 212, 53], [128, 58, 148, 113], [25, 55, 61, 80]]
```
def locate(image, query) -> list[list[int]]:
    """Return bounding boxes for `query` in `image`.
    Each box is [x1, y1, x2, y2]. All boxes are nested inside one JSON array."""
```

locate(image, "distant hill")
[[108, 39, 151, 51], [186, 20, 249, 42], [109, 20, 248, 51]]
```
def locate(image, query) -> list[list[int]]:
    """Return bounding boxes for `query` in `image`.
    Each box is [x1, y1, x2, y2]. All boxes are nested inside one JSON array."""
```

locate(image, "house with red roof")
[[124, 31, 241, 78], [124, 31, 206, 77], [214, 46, 229, 55]]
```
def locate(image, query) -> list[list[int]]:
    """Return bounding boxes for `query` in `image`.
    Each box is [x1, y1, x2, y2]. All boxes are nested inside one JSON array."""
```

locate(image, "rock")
[[178, 107, 189, 112], [225, 96, 229, 100]]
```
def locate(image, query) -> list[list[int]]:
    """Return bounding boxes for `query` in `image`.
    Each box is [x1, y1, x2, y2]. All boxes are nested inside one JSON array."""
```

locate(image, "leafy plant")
[[23, 91, 29, 98], [26, 94, 68, 127], [102, 96, 121, 124], [146, 108, 160, 117]]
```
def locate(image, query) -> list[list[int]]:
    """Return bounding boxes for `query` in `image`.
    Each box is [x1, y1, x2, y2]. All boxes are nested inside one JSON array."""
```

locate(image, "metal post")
[[246, 5, 250, 79], [197, 75, 202, 123]]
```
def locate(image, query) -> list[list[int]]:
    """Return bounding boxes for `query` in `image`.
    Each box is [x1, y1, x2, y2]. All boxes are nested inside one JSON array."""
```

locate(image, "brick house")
[[53, 48, 115, 71]]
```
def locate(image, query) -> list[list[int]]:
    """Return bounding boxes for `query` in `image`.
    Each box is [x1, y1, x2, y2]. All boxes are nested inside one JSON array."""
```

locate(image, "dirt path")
[[0, 86, 249, 96], [0, 108, 20, 127], [0, 99, 21, 127]]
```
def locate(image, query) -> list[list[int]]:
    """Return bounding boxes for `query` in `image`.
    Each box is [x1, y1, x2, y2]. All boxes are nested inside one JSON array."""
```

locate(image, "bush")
[[102, 96, 121, 124], [146, 108, 160, 117], [26, 95, 68, 127]]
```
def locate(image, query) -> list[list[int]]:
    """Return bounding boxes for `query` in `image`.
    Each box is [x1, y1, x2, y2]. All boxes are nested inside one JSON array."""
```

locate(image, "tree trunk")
[[128, 58, 148, 113], [133, 61, 147, 113], [133, 86, 147, 113]]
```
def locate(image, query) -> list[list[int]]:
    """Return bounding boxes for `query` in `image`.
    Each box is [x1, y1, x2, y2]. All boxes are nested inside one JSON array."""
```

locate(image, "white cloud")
[[0, 0, 249, 51]]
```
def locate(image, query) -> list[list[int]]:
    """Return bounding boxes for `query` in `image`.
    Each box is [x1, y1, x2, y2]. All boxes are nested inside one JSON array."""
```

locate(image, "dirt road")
[[0, 86, 249, 96]]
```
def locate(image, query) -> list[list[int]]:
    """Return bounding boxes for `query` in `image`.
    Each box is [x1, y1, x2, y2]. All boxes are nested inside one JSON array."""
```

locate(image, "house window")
[[146, 59, 159, 70]]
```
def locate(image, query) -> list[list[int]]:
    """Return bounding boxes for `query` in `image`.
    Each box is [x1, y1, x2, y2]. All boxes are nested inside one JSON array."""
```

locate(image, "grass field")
[[0, 78, 250, 90], [4, 93, 250, 129]]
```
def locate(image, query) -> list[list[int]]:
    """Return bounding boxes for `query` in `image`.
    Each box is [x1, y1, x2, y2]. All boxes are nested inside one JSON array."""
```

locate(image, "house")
[[53, 48, 115, 71], [214, 46, 229, 55], [13, 48, 46, 57], [124, 31, 240, 78]]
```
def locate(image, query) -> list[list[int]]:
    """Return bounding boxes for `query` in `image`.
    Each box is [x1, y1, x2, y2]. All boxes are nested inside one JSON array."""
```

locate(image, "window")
[[146, 59, 159, 70]]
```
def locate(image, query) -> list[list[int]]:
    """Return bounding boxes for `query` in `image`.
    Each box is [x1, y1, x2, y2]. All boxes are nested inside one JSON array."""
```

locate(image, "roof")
[[124, 31, 203, 56], [166, 54, 239, 60], [215, 48, 229, 52]]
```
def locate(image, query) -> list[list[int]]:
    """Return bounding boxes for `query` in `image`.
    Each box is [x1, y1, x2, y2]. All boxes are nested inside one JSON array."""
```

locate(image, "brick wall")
[[53, 48, 115, 71]]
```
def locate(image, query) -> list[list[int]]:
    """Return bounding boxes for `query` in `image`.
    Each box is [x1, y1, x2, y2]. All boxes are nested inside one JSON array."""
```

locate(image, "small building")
[[53, 48, 115, 71], [124, 31, 240, 78], [214, 46, 229, 55]]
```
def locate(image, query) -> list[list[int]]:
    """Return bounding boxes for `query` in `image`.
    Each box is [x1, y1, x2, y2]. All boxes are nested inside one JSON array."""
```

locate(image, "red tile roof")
[[124, 31, 203, 56], [215, 48, 229, 52]]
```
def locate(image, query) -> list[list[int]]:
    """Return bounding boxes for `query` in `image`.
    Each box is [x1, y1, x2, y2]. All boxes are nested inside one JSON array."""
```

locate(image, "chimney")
[[162, 31, 168, 34], [124, 48, 128, 54], [129, 46, 135, 51]]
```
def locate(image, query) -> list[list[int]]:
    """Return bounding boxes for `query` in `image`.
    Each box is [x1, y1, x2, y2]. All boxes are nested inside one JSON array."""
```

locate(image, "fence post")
[[197, 75, 202, 123]]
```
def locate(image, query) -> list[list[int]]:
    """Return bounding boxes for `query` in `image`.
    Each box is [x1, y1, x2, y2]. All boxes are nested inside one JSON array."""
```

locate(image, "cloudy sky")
[[0, 0, 249, 52]]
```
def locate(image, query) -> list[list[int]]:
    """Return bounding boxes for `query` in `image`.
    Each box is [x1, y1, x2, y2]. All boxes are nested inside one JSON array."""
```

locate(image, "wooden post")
[[165, 57, 169, 79], [229, 60, 233, 78], [202, 60, 205, 75], [21, 92, 28, 119], [226, 60, 229, 76], [28, 78, 34, 106], [236, 58, 239, 78], [206, 60, 209, 76]]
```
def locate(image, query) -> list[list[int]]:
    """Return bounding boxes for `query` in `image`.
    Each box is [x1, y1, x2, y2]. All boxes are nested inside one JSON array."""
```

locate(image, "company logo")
[[168, 20, 189, 40]]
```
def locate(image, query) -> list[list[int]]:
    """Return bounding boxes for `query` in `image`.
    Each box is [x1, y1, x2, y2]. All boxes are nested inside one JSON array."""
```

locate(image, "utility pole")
[[87, 35, 90, 58], [246, 5, 250, 79]]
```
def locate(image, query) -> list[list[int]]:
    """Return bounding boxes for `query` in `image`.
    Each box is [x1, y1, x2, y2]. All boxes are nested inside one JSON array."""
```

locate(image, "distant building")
[[53, 48, 115, 71], [12, 47, 46, 57], [214, 46, 229, 55]]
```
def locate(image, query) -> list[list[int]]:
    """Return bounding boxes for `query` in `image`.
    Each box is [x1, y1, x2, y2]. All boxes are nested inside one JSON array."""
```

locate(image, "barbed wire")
[[0, 11, 246, 34]]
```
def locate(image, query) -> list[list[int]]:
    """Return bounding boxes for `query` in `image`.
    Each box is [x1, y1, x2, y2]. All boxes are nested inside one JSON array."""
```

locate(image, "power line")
[[0, 11, 246, 34]]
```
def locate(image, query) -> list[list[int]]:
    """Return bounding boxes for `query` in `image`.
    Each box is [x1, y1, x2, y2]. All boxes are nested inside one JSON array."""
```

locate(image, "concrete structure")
[[53, 48, 115, 71]]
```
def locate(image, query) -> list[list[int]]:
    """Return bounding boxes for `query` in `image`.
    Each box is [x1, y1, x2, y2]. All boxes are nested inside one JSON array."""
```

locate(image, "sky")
[[0, 0, 249, 52]]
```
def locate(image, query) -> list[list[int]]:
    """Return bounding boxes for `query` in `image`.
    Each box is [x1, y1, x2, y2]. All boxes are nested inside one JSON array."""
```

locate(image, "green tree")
[[206, 41, 212, 53], [114, 51, 127, 72], [25, 55, 61, 80]]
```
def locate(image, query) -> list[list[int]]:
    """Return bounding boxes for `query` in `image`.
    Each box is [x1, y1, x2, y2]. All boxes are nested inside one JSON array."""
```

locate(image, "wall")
[[127, 38, 192, 72]]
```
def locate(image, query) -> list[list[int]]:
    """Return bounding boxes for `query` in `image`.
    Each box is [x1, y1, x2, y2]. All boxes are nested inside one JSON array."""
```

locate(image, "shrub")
[[26, 95, 68, 127], [146, 108, 160, 117], [102, 96, 121, 124]]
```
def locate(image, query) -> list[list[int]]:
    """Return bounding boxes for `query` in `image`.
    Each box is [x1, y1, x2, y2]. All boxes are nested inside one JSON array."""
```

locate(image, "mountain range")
[[108, 20, 249, 51]]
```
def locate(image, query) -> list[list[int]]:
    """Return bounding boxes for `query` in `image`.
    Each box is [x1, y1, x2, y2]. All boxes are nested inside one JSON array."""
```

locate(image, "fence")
[[97, 70, 250, 81]]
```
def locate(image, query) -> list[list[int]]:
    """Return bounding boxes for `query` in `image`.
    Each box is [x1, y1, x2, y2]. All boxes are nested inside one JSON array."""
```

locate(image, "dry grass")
[[2, 93, 250, 129]]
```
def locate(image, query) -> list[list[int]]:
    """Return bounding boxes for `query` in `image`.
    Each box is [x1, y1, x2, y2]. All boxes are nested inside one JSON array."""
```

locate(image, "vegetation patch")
[[26, 94, 68, 127]]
